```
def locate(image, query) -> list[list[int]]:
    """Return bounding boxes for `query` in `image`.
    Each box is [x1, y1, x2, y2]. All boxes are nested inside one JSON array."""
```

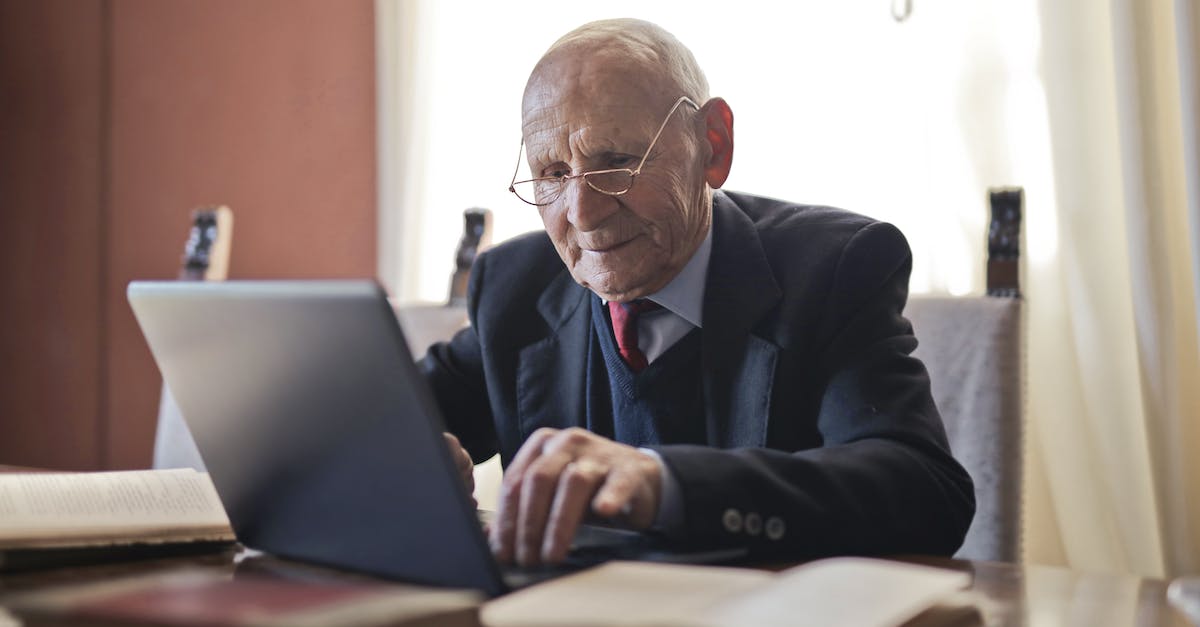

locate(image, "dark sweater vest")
[[585, 296, 706, 446]]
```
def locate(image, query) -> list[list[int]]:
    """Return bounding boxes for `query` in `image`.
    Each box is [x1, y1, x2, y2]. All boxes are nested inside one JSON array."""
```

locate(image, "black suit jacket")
[[421, 190, 975, 558]]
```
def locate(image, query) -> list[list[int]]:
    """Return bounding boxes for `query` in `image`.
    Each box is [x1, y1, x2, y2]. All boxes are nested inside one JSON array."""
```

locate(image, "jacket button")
[[765, 516, 786, 541], [744, 512, 762, 536], [722, 508, 743, 533]]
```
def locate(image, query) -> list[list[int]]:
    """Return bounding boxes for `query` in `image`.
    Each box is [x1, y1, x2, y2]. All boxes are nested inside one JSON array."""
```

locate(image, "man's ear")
[[700, 97, 734, 189]]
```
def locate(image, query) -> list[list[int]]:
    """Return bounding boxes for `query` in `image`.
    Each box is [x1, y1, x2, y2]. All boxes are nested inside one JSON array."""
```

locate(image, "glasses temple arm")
[[509, 139, 527, 189], [635, 96, 700, 173]]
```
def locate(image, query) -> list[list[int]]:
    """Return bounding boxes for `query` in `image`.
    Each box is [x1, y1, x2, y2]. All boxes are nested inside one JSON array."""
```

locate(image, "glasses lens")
[[586, 170, 635, 195], [511, 179, 561, 206]]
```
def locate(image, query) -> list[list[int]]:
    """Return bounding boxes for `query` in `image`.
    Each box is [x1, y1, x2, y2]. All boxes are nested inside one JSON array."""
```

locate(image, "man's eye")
[[608, 155, 635, 168], [541, 166, 570, 179]]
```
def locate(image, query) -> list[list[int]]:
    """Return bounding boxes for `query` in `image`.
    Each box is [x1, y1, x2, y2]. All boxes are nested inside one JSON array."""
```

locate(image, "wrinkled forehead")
[[521, 48, 678, 147]]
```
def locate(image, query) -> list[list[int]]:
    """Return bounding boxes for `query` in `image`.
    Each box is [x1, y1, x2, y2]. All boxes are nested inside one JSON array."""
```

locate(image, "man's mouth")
[[582, 236, 638, 254]]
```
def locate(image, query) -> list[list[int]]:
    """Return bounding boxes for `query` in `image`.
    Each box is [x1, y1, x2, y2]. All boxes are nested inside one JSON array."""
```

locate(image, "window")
[[378, 0, 1055, 302]]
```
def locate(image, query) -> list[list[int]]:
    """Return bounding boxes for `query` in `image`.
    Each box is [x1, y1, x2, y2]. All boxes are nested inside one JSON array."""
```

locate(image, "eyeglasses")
[[508, 96, 701, 207]]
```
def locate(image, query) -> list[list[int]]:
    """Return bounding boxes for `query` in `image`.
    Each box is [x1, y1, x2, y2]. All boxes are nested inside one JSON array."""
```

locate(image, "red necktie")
[[608, 300, 662, 373]]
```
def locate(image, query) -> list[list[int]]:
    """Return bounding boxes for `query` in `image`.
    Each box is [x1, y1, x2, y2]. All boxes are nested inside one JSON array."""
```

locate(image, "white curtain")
[[376, 0, 1200, 576], [1020, 0, 1200, 578]]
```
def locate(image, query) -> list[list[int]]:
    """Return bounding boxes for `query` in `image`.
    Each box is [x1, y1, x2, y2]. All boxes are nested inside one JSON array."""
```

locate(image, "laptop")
[[127, 280, 743, 596]]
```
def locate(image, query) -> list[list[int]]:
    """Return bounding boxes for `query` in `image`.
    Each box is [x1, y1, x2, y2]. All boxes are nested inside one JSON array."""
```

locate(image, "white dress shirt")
[[636, 225, 712, 362], [605, 224, 713, 534]]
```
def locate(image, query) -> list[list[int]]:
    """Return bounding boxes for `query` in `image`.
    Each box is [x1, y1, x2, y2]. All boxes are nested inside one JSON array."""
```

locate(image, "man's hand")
[[489, 427, 662, 567], [443, 432, 476, 509]]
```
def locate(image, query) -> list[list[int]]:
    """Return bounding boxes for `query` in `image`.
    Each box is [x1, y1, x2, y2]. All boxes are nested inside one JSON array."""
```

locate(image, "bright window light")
[[380, 0, 1053, 302]]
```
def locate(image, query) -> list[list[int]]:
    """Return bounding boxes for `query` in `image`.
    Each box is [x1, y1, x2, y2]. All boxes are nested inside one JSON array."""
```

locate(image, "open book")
[[482, 557, 978, 627], [0, 468, 235, 570]]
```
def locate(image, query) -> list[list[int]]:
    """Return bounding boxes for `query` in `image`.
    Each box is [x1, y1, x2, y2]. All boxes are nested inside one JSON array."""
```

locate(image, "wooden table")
[[0, 466, 1189, 625], [0, 549, 1190, 626], [902, 555, 1190, 626]]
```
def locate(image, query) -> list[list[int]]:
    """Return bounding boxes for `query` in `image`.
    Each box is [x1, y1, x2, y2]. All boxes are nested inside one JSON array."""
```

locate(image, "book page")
[[702, 557, 972, 627], [482, 558, 972, 627], [0, 469, 233, 548], [482, 561, 772, 627]]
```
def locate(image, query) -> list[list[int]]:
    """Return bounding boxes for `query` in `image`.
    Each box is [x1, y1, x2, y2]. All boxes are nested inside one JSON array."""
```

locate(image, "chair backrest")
[[906, 188, 1024, 563], [448, 208, 492, 306], [393, 207, 492, 356], [152, 207, 234, 472]]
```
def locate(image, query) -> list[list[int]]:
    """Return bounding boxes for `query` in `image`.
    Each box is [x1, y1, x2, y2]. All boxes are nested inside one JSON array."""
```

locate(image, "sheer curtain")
[[376, 0, 1200, 576], [1020, 0, 1200, 578]]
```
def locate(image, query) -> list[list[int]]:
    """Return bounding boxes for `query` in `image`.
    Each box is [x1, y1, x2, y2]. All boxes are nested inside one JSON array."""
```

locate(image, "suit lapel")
[[702, 192, 783, 448], [515, 270, 591, 440]]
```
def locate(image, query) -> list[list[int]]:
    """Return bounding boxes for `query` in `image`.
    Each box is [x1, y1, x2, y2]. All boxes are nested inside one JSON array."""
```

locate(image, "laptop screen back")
[[128, 280, 505, 596]]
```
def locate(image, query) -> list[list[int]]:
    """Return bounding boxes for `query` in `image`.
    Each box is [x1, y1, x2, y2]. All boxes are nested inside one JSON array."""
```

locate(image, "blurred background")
[[2, 0, 1197, 581]]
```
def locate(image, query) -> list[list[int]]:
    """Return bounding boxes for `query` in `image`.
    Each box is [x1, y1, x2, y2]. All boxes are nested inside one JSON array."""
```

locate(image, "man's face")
[[521, 55, 711, 302]]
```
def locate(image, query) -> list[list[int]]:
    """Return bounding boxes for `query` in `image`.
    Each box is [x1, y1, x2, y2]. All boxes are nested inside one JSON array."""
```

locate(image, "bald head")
[[523, 19, 709, 117]]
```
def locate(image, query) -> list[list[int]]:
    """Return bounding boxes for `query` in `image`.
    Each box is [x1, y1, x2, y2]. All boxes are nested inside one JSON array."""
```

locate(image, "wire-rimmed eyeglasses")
[[508, 96, 701, 207]]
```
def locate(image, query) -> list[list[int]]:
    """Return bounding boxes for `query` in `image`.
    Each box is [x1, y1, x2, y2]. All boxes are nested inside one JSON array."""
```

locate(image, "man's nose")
[[564, 176, 619, 231]]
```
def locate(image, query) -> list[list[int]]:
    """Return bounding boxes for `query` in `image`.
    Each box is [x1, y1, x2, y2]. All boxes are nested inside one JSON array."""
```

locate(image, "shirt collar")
[[644, 223, 712, 328]]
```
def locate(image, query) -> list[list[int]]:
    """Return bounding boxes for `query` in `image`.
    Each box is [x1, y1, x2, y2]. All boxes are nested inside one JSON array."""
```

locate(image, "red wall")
[[0, 0, 107, 469], [0, 0, 377, 469]]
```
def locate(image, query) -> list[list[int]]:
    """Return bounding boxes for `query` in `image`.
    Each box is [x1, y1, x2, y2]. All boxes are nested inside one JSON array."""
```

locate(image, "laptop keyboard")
[[477, 510, 750, 589]]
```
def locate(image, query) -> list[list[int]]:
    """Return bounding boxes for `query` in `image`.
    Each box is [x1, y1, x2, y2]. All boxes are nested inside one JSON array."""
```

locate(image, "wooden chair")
[[906, 188, 1024, 563], [392, 208, 490, 357], [152, 207, 233, 472]]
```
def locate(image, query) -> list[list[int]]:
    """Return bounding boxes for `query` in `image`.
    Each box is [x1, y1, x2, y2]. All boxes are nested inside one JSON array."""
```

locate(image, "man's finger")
[[443, 433, 469, 468], [515, 451, 571, 566], [542, 459, 606, 563], [460, 452, 475, 493], [443, 433, 475, 492], [490, 428, 557, 563], [592, 465, 656, 529]]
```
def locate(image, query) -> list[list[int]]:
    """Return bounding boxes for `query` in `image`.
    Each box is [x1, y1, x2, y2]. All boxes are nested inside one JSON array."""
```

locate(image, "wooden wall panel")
[[0, 0, 376, 470], [0, 0, 106, 470], [104, 0, 377, 468]]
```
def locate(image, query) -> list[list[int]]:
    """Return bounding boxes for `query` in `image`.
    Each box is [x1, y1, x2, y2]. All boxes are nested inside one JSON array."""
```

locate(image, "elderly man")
[[424, 18, 974, 567]]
